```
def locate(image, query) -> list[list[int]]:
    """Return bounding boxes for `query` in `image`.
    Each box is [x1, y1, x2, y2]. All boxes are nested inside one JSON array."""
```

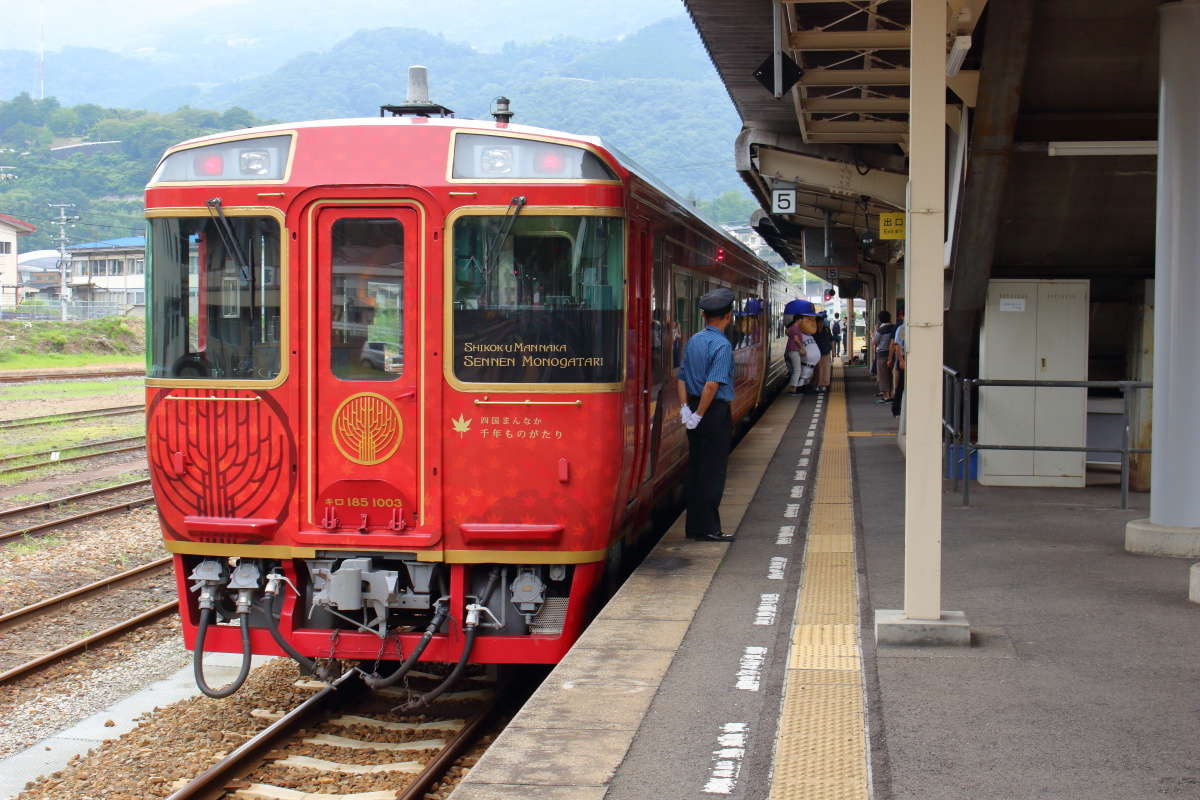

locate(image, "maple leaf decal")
[[451, 414, 472, 438]]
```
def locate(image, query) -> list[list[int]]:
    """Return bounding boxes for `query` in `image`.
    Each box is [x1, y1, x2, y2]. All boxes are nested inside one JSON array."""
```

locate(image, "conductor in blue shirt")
[[676, 287, 737, 542]]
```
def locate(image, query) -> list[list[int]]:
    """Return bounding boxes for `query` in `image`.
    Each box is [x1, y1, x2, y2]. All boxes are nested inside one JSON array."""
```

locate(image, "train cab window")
[[147, 215, 282, 381], [450, 213, 623, 384], [329, 218, 404, 381]]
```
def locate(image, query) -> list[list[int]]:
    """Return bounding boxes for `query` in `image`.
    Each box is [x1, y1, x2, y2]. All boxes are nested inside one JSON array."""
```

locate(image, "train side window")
[[450, 213, 624, 384], [673, 273, 691, 346], [329, 218, 404, 381]]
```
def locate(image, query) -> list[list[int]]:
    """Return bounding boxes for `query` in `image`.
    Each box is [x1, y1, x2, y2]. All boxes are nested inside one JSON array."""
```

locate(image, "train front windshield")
[[451, 214, 623, 384], [147, 215, 282, 381]]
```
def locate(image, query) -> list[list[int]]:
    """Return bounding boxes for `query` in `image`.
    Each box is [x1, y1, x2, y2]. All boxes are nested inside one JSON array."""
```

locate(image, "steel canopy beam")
[[801, 68, 911, 86], [789, 29, 912, 50], [944, 0, 1036, 373], [757, 147, 907, 208], [806, 97, 911, 113]]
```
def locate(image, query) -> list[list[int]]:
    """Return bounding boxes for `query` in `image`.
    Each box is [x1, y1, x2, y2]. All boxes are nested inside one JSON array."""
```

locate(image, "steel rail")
[[0, 444, 146, 476], [0, 600, 177, 685], [0, 478, 153, 521], [0, 556, 172, 629], [0, 495, 156, 542], [164, 668, 363, 800], [395, 707, 495, 800], [0, 435, 146, 468], [0, 404, 144, 430], [0, 369, 143, 384]]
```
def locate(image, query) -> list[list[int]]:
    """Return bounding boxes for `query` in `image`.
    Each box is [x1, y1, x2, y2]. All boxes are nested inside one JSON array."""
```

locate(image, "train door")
[[307, 205, 426, 536], [623, 219, 653, 504], [639, 235, 669, 487]]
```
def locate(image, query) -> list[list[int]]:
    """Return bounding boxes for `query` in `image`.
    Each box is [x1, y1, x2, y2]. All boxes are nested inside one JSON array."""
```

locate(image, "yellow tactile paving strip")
[[770, 365, 870, 800]]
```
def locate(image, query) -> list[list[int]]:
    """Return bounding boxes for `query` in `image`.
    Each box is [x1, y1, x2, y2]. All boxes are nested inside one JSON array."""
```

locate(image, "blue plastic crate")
[[944, 445, 978, 480]]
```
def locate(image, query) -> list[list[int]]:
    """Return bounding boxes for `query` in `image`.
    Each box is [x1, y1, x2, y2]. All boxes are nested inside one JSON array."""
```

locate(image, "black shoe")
[[689, 532, 735, 542]]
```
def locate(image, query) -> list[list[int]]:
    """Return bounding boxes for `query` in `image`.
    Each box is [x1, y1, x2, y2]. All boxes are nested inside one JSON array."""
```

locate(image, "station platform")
[[451, 364, 1200, 800]]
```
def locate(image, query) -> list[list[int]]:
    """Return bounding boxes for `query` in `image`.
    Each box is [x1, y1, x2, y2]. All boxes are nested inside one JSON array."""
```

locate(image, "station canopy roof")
[[683, 0, 1159, 306]]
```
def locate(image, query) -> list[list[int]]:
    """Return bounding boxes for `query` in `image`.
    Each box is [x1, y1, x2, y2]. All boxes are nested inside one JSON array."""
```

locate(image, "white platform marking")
[[768, 556, 788, 579], [784, 504, 800, 518], [804, 438, 814, 447], [801, 448, 812, 456], [793, 470, 808, 481], [754, 593, 780, 626], [735, 646, 768, 691], [797, 458, 809, 467], [703, 723, 749, 794], [776, 525, 795, 545]]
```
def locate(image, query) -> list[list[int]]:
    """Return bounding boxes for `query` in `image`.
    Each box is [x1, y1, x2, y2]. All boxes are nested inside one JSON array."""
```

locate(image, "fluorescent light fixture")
[[946, 35, 971, 76], [1047, 141, 1158, 157]]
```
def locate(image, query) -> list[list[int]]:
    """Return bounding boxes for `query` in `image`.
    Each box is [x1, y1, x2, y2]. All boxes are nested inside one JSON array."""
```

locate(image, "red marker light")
[[534, 150, 566, 174], [194, 154, 224, 176], [716, 247, 726, 262]]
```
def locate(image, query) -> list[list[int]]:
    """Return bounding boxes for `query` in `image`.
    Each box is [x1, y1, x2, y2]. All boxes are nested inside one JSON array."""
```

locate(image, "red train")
[[144, 96, 790, 699]]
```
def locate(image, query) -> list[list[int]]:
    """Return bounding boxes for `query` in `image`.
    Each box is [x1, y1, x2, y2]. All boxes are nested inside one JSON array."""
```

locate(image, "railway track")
[[0, 435, 147, 476], [0, 404, 145, 430], [0, 369, 144, 384], [165, 669, 497, 800], [0, 556, 176, 684], [0, 478, 155, 542]]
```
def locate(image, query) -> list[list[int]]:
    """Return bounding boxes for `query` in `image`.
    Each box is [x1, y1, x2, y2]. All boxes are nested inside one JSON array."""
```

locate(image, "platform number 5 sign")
[[771, 189, 796, 215]]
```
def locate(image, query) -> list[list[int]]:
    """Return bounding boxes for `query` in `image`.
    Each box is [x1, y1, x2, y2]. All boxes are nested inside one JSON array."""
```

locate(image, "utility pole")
[[47, 203, 79, 321]]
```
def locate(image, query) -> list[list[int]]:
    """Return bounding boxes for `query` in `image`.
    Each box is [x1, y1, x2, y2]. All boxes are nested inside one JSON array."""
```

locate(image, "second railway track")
[[0, 556, 177, 684], [0, 404, 145, 430], [0, 478, 155, 542]]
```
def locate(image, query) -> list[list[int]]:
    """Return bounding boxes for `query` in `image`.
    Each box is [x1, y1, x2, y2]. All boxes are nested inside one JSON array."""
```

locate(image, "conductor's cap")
[[698, 287, 735, 313]]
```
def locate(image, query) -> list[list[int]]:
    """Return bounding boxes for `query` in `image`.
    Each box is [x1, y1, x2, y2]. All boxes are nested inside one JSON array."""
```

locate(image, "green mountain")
[[0, 17, 755, 250]]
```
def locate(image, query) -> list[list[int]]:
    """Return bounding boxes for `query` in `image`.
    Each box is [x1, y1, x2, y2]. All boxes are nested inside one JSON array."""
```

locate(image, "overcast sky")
[[11, 0, 687, 54]]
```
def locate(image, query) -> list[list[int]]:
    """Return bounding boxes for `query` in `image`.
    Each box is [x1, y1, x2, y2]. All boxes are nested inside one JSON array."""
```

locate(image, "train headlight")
[[480, 146, 514, 175], [151, 134, 292, 183], [239, 149, 272, 176]]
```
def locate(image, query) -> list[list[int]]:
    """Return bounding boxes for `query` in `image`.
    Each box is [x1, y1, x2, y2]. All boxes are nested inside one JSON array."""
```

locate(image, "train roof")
[[162, 116, 778, 274]]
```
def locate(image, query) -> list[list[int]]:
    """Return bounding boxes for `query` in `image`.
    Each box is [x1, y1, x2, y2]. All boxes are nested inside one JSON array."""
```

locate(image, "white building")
[[0, 213, 37, 307], [68, 236, 146, 309]]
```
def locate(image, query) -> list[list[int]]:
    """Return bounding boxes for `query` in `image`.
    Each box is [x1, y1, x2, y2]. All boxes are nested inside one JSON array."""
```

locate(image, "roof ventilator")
[[380, 65, 455, 118]]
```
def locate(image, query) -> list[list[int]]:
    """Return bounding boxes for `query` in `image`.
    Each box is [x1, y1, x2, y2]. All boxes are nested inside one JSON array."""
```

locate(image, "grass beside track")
[[0, 376, 142, 402], [1, 418, 144, 458], [0, 354, 142, 372], [1, 470, 150, 507]]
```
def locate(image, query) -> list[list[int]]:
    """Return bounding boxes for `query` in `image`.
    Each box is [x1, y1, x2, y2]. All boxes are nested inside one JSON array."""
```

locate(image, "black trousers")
[[891, 366, 904, 417], [685, 397, 732, 538]]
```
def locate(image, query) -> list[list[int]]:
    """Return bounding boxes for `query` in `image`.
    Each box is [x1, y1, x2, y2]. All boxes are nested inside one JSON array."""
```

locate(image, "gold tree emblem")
[[451, 414, 472, 438], [332, 393, 403, 465]]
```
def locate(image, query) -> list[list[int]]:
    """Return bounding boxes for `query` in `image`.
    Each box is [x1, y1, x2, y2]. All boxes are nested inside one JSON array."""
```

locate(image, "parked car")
[[360, 341, 402, 372]]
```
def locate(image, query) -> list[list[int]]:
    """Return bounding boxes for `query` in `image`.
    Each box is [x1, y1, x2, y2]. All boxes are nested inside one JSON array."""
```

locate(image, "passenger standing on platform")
[[831, 314, 842, 358], [677, 288, 737, 543], [890, 316, 906, 417], [872, 310, 895, 402], [784, 301, 820, 394], [814, 313, 833, 392], [889, 310, 905, 405]]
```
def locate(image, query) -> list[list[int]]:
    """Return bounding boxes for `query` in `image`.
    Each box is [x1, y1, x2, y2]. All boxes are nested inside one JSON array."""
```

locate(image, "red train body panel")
[[144, 116, 789, 677]]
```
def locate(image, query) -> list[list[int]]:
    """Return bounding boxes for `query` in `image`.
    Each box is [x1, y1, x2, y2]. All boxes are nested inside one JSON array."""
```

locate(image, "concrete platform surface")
[[849, 368, 1200, 800]]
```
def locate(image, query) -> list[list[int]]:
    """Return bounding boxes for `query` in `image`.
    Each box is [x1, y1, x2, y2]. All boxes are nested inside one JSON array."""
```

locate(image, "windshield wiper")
[[483, 195, 527, 280], [206, 198, 252, 282]]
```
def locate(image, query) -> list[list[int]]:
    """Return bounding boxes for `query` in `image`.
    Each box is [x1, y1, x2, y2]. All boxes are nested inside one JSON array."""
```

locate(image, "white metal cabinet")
[[978, 279, 1089, 487]]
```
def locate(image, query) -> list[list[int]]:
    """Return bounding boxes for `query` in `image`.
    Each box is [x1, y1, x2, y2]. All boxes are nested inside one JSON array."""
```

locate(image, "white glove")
[[685, 412, 702, 430], [680, 404, 693, 425]]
